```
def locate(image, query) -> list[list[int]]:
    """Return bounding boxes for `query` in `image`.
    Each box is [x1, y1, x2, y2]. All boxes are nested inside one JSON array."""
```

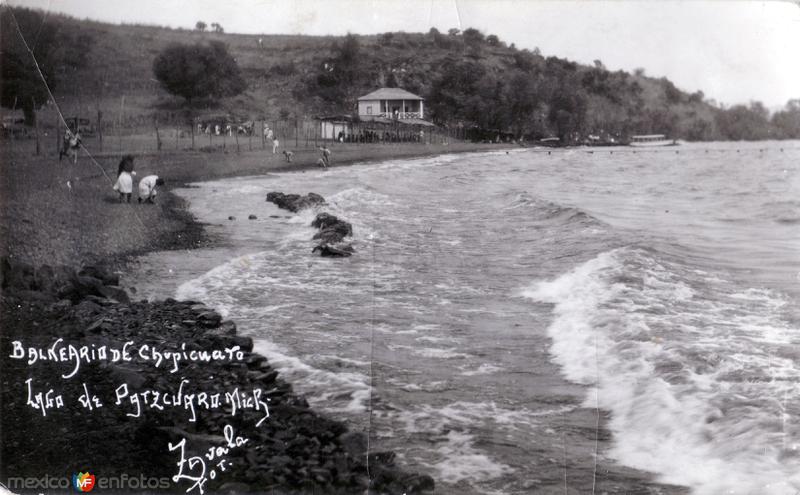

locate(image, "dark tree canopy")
[[1, 6, 94, 124], [1, 7, 59, 123], [152, 41, 246, 104]]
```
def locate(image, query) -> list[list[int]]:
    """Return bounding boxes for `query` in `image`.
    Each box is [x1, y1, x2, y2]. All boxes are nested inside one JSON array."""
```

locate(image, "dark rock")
[[1, 257, 36, 291], [401, 473, 435, 492], [339, 431, 367, 458], [48, 299, 73, 312], [228, 216, 236, 221], [310, 212, 353, 245], [231, 335, 254, 352], [78, 265, 120, 287], [97, 285, 130, 304], [216, 320, 237, 335], [11, 289, 56, 302], [197, 310, 222, 328], [312, 244, 354, 257], [68, 275, 106, 302], [311, 212, 338, 229], [86, 318, 110, 333], [83, 295, 114, 306], [266, 192, 326, 212], [107, 364, 147, 389], [253, 370, 279, 384], [370, 451, 397, 466], [313, 229, 345, 244], [248, 214, 257, 220], [246, 354, 267, 367]]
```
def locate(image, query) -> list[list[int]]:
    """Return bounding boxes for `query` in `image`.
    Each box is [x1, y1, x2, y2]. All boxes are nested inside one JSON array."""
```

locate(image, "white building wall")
[[358, 101, 381, 116]]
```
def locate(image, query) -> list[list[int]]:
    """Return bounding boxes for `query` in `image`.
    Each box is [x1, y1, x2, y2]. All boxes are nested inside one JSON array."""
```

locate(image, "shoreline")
[[139, 148, 690, 495], [0, 142, 513, 495], [1, 142, 516, 269]]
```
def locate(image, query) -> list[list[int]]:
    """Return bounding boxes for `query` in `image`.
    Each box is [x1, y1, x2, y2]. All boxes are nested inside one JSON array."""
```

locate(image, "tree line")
[[294, 29, 800, 142], [2, 6, 798, 143]]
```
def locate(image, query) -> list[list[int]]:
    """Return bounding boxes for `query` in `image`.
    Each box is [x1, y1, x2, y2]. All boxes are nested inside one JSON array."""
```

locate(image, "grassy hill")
[[3, 7, 798, 141]]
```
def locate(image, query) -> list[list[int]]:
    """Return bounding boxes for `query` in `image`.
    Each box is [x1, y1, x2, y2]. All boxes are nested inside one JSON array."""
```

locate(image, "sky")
[[8, 0, 800, 109]]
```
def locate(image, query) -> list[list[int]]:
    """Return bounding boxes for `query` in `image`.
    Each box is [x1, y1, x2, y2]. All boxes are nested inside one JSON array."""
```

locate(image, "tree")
[[0, 6, 85, 125], [210, 22, 224, 34], [152, 41, 246, 104], [386, 71, 399, 88], [486, 34, 500, 46], [428, 60, 487, 124], [462, 28, 485, 46], [715, 102, 772, 140], [379, 32, 394, 46], [772, 99, 800, 139], [195, 21, 206, 31], [503, 70, 543, 138]]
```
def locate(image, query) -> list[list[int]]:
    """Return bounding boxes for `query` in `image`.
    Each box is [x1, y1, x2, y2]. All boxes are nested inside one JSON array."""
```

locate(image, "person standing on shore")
[[138, 175, 165, 204], [272, 137, 280, 154], [59, 129, 72, 161], [62, 130, 81, 164], [113, 155, 136, 203], [319, 145, 331, 167]]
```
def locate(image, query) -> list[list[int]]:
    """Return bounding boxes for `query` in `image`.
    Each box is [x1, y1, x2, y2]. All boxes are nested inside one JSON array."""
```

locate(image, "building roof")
[[358, 88, 423, 101]]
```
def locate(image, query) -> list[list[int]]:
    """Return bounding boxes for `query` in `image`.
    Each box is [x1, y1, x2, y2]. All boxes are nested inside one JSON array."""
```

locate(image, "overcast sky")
[[9, 0, 800, 109]]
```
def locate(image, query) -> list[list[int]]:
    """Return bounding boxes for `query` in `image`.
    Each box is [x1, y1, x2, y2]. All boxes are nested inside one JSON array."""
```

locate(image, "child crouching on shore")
[[138, 175, 165, 204], [113, 155, 136, 203]]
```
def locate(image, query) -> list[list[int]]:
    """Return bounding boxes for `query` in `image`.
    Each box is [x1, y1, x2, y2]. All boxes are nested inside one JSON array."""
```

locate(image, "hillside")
[[3, 7, 799, 142]]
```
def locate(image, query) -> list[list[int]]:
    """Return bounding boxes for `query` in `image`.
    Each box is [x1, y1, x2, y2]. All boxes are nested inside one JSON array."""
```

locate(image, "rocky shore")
[[0, 143, 511, 494], [266, 192, 355, 257], [0, 259, 434, 494]]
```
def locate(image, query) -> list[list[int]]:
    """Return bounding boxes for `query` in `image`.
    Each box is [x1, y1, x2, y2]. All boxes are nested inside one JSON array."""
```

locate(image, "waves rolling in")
[[524, 246, 800, 494], [131, 142, 800, 494]]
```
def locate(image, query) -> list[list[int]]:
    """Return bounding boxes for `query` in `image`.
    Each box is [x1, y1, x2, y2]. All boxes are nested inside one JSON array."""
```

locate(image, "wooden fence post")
[[154, 117, 162, 151], [97, 109, 103, 151], [234, 127, 240, 153], [118, 95, 125, 153], [32, 100, 40, 156], [55, 114, 61, 155]]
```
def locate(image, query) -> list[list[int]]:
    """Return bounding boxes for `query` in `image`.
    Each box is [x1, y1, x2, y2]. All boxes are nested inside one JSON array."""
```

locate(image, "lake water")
[[131, 141, 800, 494]]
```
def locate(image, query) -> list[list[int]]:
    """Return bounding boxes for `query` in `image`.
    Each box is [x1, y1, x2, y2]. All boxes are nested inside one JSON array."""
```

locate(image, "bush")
[[152, 41, 246, 104]]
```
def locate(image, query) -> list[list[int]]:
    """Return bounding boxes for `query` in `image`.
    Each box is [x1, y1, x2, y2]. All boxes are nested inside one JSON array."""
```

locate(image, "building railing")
[[378, 112, 422, 120]]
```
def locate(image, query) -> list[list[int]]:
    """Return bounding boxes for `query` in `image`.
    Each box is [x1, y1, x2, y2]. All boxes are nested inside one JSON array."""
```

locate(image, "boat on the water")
[[629, 134, 678, 147]]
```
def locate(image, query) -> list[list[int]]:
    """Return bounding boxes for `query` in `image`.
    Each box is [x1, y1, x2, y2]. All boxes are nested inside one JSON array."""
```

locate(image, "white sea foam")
[[459, 363, 503, 376], [432, 431, 513, 484], [386, 344, 470, 360], [523, 247, 800, 494], [252, 339, 371, 414]]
